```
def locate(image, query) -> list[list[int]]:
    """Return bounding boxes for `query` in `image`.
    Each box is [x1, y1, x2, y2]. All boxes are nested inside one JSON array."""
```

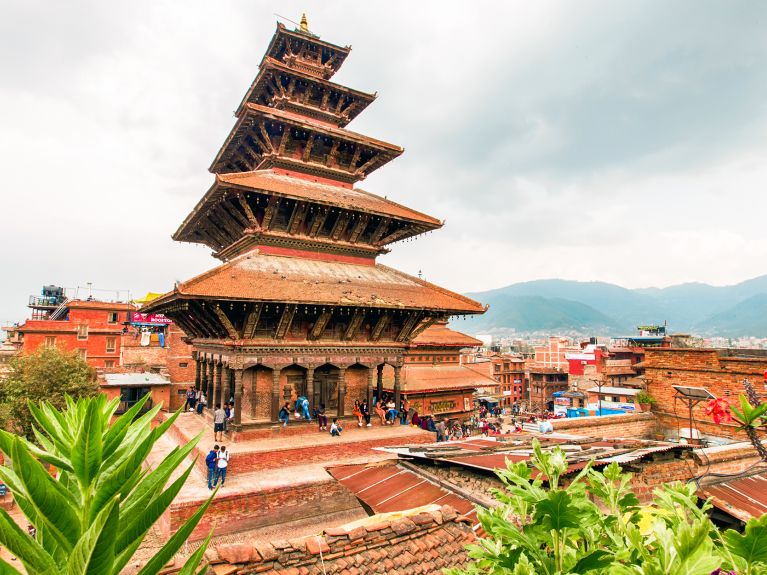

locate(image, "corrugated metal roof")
[[327, 463, 476, 519], [103, 373, 169, 386], [698, 471, 767, 523]]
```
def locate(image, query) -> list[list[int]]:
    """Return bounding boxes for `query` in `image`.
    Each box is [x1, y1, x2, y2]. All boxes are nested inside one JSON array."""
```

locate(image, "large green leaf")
[[6, 437, 81, 552], [724, 514, 767, 567], [71, 398, 104, 486], [102, 393, 151, 459], [119, 434, 201, 522], [176, 532, 212, 575], [115, 462, 196, 555], [571, 550, 613, 573], [0, 506, 58, 574], [135, 493, 214, 575], [0, 558, 24, 575], [66, 497, 118, 575], [533, 490, 582, 531]]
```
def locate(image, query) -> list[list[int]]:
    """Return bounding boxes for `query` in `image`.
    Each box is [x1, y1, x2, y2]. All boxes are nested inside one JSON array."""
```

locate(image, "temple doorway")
[[313, 364, 340, 412]]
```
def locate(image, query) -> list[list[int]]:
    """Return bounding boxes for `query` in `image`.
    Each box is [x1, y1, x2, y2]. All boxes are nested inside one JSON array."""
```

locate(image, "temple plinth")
[[144, 20, 485, 435]]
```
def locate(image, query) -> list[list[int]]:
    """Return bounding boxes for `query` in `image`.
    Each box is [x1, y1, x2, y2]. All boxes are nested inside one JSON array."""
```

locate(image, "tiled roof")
[[188, 505, 475, 575], [220, 171, 440, 225], [148, 250, 485, 314], [410, 322, 481, 347], [383, 364, 498, 393]]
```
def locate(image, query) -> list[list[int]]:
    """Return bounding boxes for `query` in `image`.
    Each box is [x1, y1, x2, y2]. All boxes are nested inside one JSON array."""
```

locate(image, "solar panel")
[[672, 385, 715, 400]]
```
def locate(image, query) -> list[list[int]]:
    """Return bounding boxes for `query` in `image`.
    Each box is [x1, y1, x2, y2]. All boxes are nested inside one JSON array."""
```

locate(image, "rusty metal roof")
[[327, 463, 477, 523], [698, 471, 767, 523]]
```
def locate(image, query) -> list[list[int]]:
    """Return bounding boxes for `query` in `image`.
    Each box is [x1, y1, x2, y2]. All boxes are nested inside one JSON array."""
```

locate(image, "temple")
[[144, 17, 486, 436]]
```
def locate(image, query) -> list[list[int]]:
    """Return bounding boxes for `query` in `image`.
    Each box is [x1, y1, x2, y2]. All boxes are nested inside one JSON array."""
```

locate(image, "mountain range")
[[461, 275, 767, 337]]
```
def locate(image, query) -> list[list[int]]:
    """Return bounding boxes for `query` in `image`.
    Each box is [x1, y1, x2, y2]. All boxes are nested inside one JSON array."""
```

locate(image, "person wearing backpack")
[[205, 444, 219, 490], [214, 445, 229, 488]]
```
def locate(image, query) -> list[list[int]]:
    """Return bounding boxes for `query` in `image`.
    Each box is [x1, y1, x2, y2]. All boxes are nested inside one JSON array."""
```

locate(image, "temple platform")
[[167, 410, 435, 475], [153, 411, 436, 542]]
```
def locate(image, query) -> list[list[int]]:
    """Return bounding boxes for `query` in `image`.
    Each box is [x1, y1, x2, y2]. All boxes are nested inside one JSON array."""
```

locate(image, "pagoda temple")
[[144, 16, 486, 435]]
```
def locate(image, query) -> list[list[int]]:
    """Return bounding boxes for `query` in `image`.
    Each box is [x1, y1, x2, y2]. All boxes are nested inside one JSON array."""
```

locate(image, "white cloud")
[[1, 0, 767, 324]]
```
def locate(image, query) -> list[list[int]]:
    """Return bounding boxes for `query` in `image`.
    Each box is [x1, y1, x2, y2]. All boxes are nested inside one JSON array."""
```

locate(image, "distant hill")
[[462, 275, 767, 337], [694, 294, 767, 337]]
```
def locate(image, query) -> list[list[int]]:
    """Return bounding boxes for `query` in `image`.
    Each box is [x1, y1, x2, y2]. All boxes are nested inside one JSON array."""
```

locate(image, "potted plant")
[[636, 391, 656, 412]]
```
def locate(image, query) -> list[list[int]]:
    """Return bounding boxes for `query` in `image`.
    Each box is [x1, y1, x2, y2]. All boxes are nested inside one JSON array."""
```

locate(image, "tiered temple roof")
[[145, 17, 484, 345]]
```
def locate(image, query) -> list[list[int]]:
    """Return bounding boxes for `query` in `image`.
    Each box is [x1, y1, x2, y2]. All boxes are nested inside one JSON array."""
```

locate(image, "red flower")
[[705, 398, 732, 424]]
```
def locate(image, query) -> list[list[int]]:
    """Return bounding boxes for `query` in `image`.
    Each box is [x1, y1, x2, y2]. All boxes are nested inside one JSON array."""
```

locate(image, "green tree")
[[447, 439, 767, 575], [0, 394, 212, 575], [0, 346, 99, 440]]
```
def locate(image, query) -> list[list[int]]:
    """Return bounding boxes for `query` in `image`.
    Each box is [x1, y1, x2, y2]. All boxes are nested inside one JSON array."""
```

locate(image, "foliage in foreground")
[[447, 440, 767, 575], [0, 394, 212, 575], [0, 346, 99, 440]]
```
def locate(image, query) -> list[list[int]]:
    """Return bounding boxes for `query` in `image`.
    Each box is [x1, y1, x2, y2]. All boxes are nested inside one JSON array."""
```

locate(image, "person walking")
[[436, 418, 447, 442], [205, 445, 219, 490], [213, 404, 226, 441], [213, 445, 229, 488]]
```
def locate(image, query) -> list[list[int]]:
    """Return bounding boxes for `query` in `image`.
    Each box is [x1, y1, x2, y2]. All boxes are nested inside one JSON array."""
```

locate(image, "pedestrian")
[[214, 445, 229, 487], [317, 403, 328, 431], [185, 387, 196, 412], [205, 444, 219, 490], [279, 402, 290, 427], [224, 402, 232, 431], [213, 403, 225, 441], [353, 400, 363, 427], [436, 418, 447, 442], [330, 418, 343, 437], [196, 391, 207, 415], [360, 400, 371, 427]]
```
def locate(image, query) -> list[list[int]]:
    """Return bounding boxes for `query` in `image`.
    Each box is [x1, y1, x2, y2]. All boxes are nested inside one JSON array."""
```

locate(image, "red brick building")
[[381, 322, 492, 420], [18, 299, 133, 368], [644, 347, 767, 440], [142, 22, 486, 435]]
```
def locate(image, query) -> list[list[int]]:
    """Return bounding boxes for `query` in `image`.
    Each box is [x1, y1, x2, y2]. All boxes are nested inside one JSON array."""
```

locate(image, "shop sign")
[[130, 312, 172, 325]]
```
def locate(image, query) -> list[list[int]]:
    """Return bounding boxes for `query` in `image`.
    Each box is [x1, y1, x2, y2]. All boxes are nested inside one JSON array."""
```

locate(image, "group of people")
[[278, 399, 346, 436], [204, 444, 230, 489]]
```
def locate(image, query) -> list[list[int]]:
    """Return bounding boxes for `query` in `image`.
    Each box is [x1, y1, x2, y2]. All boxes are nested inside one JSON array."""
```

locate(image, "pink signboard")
[[130, 312, 172, 325]]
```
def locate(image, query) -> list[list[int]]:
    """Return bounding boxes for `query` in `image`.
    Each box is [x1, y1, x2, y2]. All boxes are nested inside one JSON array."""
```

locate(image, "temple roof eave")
[[236, 57, 377, 122]]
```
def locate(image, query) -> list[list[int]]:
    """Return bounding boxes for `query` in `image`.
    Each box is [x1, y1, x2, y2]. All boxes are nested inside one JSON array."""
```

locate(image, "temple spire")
[[300, 13, 309, 33]]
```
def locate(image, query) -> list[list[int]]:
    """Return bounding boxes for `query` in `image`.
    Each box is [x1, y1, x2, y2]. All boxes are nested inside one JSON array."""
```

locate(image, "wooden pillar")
[[216, 363, 225, 407], [376, 364, 383, 405], [366, 367, 374, 410], [306, 367, 315, 410], [200, 359, 209, 399], [271, 368, 281, 422], [393, 365, 402, 411], [250, 368, 258, 418], [211, 361, 219, 410], [207, 360, 215, 403], [337, 367, 347, 417], [233, 369, 243, 426], [194, 359, 201, 391]]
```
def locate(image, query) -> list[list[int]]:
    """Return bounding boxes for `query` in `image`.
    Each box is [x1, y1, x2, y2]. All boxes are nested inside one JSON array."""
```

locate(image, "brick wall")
[[165, 477, 362, 541], [644, 348, 767, 440], [549, 412, 658, 439]]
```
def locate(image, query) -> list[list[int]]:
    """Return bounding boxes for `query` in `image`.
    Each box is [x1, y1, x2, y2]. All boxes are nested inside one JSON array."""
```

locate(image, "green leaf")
[[119, 433, 201, 521], [533, 490, 582, 531], [4, 437, 81, 553], [176, 531, 212, 575], [66, 496, 118, 575], [115, 461, 196, 554], [102, 394, 151, 459], [571, 549, 613, 573], [724, 514, 767, 567], [71, 398, 104, 486], [0, 558, 24, 575], [0, 506, 58, 575], [134, 492, 214, 575]]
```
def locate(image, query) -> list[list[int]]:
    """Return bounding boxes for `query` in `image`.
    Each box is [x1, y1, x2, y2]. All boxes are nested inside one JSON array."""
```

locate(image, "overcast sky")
[[1, 1, 767, 324]]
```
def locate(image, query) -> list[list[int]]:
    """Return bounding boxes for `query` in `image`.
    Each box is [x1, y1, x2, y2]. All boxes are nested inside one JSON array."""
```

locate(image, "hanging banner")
[[130, 312, 172, 325]]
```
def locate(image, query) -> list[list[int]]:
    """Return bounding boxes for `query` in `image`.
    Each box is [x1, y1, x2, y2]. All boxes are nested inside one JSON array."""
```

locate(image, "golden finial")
[[300, 13, 309, 33]]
